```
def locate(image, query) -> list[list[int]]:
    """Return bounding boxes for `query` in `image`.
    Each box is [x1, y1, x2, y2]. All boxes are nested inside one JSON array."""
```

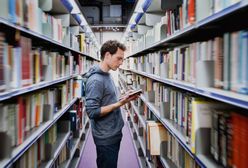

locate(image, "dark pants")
[[96, 141, 121, 168]]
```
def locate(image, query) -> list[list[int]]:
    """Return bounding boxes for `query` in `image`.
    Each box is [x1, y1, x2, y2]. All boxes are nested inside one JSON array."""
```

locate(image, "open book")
[[119, 89, 142, 100], [128, 89, 143, 97]]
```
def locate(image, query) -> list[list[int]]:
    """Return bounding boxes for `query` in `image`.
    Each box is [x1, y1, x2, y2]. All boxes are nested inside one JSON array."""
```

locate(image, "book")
[[128, 89, 143, 97]]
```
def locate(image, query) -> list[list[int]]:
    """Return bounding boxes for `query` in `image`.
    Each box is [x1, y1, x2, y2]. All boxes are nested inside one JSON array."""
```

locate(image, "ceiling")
[[78, 0, 137, 32]]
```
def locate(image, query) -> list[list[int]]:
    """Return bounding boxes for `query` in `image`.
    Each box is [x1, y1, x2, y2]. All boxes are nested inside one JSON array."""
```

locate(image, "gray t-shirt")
[[85, 65, 124, 145]]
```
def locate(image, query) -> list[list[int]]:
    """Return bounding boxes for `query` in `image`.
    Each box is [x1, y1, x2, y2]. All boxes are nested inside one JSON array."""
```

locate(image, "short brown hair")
[[100, 40, 126, 60]]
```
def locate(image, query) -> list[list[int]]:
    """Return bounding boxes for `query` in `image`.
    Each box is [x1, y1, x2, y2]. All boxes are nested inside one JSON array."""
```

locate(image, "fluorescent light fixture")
[[134, 0, 145, 13], [128, 13, 138, 25], [61, 0, 73, 12], [80, 16, 88, 26], [85, 26, 92, 33], [61, 0, 101, 52], [70, 0, 81, 14], [121, 0, 146, 43]]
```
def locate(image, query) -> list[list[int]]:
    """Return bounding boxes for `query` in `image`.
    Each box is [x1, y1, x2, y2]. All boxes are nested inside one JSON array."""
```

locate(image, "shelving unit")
[[120, 0, 248, 168], [0, 0, 99, 167]]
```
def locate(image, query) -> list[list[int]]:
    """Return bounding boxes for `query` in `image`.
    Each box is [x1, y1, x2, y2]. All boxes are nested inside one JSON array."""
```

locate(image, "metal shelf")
[[61, 118, 89, 168], [159, 156, 177, 168], [130, 116, 146, 156], [40, 132, 71, 168], [127, 118, 153, 168], [69, 128, 90, 168], [196, 2, 245, 27], [130, 102, 146, 128], [0, 17, 99, 61], [0, 98, 78, 168], [0, 74, 78, 102]]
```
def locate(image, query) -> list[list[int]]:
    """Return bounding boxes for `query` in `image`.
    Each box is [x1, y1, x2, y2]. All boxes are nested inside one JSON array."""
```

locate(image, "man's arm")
[[100, 94, 139, 117], [86, 79, 139, 119], [85, 79, 103, 119]]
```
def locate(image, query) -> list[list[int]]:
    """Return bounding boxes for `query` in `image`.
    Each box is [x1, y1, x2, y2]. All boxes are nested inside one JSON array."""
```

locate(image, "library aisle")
[[1, 0, 248, 168], [79, 118, 140, 168]]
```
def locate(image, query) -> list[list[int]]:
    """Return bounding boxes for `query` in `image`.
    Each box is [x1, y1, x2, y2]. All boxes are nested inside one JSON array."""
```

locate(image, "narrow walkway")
[[78, 118, 140, 168]]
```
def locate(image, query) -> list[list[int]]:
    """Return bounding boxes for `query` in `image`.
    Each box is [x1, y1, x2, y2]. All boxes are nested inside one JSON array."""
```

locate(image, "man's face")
[[105, 48, 124, 71]]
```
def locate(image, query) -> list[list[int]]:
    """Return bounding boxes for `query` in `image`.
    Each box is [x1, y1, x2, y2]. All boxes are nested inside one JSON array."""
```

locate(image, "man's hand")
[[119, 90, 141, 106], [100, 90, 140, 117], [119, 89, 134, 100]]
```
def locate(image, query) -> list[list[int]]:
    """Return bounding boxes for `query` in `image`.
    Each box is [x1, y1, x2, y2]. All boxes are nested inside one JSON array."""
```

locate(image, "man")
[[85, 40, 139, 168]]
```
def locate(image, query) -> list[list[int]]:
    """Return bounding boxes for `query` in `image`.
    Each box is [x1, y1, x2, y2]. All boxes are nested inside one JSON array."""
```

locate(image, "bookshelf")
[[0, 0, 98, 167], [121, 0, 248, 168]]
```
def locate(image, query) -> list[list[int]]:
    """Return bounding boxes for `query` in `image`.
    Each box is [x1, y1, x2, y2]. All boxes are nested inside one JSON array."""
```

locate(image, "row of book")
[[53, 142, 70, 167], [147, 121, 200, 168], [164, 0, 241, 36], [49, 99, 87, 168], [0, 0, 63, 42], [0, 0, 98, 57], [0, 72, 86, 153], [78, 33, 99, 58], [211, 111, 248, 168], [127, 29, 248, 95], [0, 80, 74, 148], [52, 99, 88, 168], [12, 120, 70, 168], [0, 31, 95, 92], [69, 99, 85, 134], [125, 0, 241, 54], [0, 77, 86, 158], [120, 70, 248, 168]]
